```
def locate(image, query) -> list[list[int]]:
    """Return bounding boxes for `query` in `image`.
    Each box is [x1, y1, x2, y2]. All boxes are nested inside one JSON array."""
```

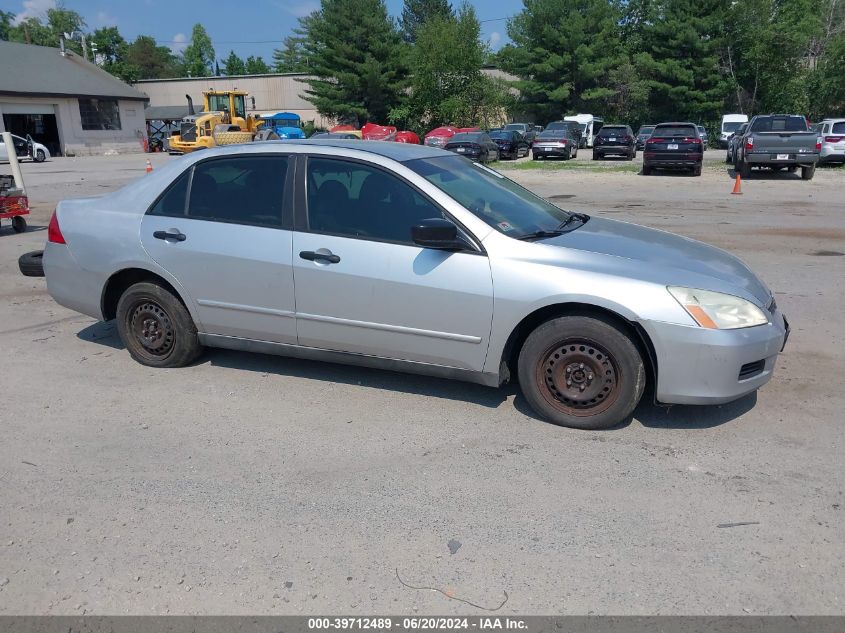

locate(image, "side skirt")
[[199, 333, 502, 388]]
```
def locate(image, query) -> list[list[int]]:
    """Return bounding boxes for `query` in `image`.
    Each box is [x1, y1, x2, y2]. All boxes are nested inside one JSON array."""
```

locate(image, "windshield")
[[449, 133, 482, 143], [653, 125, 697, 137], [406, 155, 571, 237], [274, 118, 300, 128], [722, 122, 743, 133], [750, 116, 808, 132], [207, 95, 229, 113]]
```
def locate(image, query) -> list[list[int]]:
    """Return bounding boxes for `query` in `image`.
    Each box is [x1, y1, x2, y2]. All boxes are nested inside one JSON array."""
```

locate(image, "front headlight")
[[667, 287, 768, 329]]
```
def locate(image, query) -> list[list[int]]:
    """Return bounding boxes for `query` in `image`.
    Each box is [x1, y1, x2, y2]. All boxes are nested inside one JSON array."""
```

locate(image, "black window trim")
[[294, 153, 485, 255], [145, 153, 295, 231]]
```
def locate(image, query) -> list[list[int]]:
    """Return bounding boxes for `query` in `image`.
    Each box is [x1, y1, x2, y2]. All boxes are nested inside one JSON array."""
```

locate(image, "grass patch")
[[496, 160, 641, 173]]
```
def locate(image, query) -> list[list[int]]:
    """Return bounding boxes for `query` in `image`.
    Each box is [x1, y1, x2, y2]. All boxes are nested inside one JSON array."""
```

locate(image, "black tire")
[[517, 315, 645, 430], [628, 150, 636, 161], [12, 216, 27, 233], [692, 164, 702, 177], [592, 152, 599, 161], [739, 158, 751, 179], [18, 250, 44, 277], [642, 164, 651, 175], [787, 165, 798, 173], [725, 151, 733, 164], [532, 153, 539, 160], [34, 149, 46, 163], [801, 164, 815, 180], [115, 281, 202, 368]]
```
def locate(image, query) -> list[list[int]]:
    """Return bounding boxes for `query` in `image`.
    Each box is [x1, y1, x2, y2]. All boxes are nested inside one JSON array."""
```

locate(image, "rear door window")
[[187, 156, 288, 227], [832, 122, 845, 134], [149, 170, 190, 216]]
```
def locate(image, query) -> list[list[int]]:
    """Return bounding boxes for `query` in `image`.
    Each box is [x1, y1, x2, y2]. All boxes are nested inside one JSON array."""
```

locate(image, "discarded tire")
[[18, 250, 44, 277]]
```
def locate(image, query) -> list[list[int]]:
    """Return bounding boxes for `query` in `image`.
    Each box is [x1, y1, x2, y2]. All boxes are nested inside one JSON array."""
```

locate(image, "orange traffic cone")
[[145, 159, 153, 174], [731, 173, 742, 195]]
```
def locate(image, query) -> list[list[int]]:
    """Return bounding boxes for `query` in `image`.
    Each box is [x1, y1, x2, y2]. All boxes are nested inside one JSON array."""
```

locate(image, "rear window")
[[490, 131, 515, 140], [450, 133, 482, 143], [598, 126, 627, 135], [832, 122, 845, 134], [652, 125, 697, 137], [722, 121, 743, 133], [750, 116, 808, 132], [538, 130, 567, 139], [637, 127, 654, 135]]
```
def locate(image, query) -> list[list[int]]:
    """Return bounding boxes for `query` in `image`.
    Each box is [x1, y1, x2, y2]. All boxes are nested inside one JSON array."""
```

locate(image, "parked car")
[[592, 125, 636, 160], [725, 123, 748, 164], [395, 131, 421, 144], [531, 129, 578, 160], [39, 141, 789, 429], [642, 122, 704, 176], [0, 133, 50, 163], [361, 123, 397, 141], [444, 132, 499, 163], [545, 121, 583, 148], [718, 114, 749, 148], [734, 114, 820, 180], [697, 125, 709, 150], [816, 118, 845, 164], [635, 125, 655, 150], [424, 126, 458, 148], [489, 130, 530, 159], [503, 123, 538, 144]]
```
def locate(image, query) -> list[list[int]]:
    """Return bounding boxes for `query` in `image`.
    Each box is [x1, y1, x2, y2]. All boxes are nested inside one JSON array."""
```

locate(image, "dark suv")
[[642, 122, 704, 176], [593, 125, 636, 160], [635, 125, 655, 150]]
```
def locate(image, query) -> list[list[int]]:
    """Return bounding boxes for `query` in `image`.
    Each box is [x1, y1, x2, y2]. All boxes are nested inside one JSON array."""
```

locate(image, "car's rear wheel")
[[738, 159, 751, 179], [517, 315, 645, 430], [34, 149, 46, 163], [116, 282, 202, 368], [592, 152, 600, 160], [692, 164, 702, 176], [801, 164, 815, 180], [642, 164, 651, 175]]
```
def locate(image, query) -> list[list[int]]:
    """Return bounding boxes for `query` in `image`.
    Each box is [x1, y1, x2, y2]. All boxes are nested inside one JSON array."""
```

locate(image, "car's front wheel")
[[116, 281, 203, 368], [517, 315, 645, 430], [34, 149, 46, 163]]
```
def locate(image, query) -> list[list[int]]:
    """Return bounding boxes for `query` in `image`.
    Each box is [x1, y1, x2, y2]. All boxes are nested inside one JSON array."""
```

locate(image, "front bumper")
[[642, 309, 789, 405]]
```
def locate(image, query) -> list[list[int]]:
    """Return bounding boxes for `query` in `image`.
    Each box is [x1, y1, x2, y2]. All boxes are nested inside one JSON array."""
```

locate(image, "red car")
[[361, 123, 397, 141], [394, 131, 420, 144]]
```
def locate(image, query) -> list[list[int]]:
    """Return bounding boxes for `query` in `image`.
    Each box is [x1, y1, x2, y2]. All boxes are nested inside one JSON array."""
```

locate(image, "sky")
[[1, 0, 524, 63]]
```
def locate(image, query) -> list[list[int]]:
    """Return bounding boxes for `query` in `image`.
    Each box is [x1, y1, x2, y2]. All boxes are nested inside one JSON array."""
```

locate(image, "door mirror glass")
[[412, 218, 465, 250]]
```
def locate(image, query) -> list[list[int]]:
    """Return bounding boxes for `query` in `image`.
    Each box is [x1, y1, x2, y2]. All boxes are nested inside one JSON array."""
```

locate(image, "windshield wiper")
[[515, 213, 590, 241]]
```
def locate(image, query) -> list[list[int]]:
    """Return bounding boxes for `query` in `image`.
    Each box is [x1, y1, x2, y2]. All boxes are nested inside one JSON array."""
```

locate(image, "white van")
[[563, 114, 604, 148], [718, 114, 749, 148]]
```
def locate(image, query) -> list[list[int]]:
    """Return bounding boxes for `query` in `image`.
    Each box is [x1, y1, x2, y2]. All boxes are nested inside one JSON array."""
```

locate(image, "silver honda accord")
[[42, 141, 789, 429]]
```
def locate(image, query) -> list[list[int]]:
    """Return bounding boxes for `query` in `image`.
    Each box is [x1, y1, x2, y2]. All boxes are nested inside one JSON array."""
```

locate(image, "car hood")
[[541, 216, 772, 305]]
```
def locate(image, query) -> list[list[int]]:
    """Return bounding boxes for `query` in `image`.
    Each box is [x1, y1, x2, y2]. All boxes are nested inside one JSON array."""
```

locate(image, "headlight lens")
[[667, 287, 768, 329]]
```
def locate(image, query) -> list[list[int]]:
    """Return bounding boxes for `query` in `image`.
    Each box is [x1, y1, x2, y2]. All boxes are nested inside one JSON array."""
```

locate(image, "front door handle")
[[299, 250, 340, 264], [153, 230, 186, 242]]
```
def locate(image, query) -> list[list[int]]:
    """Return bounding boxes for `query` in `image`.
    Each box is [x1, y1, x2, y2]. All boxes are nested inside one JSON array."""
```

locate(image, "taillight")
[[561, 139, 567, 145], [646, 137, 660, 145], [48, 210, 65, 244], [745, 137, 754, 151], [816, 137, 823, 151], [825, 136, 843, 143], [683, 137, 702, 145]]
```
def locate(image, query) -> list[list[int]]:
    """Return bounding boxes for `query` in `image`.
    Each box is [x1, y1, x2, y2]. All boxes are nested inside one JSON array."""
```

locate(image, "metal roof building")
[[0, 40, 149, 156]]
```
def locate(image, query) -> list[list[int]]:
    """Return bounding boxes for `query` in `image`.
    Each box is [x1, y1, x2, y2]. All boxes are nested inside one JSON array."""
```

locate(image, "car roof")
[[654, 122, 697, 127], [263, 139, 448, 160]]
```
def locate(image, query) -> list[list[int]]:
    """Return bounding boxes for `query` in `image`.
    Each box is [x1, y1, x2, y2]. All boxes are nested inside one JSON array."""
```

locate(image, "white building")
[[0, 40, 149, 156]]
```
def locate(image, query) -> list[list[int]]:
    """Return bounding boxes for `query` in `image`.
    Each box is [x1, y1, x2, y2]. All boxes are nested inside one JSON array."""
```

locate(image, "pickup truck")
[[735, 114, 820, 180]]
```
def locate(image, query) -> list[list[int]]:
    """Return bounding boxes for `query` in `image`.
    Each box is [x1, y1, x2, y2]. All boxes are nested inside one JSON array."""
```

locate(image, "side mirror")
[[412, 218, 467, 251]]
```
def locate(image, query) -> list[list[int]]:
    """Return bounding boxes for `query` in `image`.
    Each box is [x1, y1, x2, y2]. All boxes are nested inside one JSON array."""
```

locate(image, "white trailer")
[[563, 114, 604, 148]]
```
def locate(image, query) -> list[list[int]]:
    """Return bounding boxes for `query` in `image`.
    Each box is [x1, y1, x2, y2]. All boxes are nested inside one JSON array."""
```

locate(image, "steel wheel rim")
[[128, 300, 175, 360], [535, 338, 620, 417]]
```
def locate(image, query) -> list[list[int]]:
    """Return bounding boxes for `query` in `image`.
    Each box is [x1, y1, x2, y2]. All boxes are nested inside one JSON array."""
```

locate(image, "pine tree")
[[223, 50, 246, 75], [245, 55, 271, 74], [302, 0, 407, 126], [272, 13, 315, 73], [181, 24, 215, 77], [400, 0, 452, 43]]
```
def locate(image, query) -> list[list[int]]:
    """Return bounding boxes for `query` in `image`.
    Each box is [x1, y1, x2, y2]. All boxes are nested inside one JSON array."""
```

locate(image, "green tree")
[[499, 0, 629, 123], [400, 0, 452, 42], [0, 10, 13, 41], [8, 6, 86, 54], [396, 4, 510, 131], [272, 14, 315, 73], [223, 50, 246, 75], [302, 0, 407, 126], [90, 26, 140, 82], [181, 24, 215, 77], [125, 35, 181, 79], [245, 55, 271, 74]]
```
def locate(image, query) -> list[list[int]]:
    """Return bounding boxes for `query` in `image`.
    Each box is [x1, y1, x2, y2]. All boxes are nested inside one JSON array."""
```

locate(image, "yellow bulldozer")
[[168, 90, 263, 154]]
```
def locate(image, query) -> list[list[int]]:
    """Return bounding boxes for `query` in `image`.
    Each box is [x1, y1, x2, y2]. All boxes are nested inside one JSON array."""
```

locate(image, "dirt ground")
[[0, 150, 843, 615]]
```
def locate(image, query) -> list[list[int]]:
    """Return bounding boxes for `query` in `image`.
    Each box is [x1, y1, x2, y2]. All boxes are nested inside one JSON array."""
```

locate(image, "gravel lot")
[[1, 150, 843, 615]]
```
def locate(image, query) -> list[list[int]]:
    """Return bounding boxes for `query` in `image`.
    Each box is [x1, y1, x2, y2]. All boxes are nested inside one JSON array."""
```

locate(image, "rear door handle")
[[153, 230, 186, 242], [299, 250, 340, 264]]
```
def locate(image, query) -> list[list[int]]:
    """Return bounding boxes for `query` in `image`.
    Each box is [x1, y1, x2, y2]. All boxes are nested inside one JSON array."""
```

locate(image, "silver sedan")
[[42, 141, 789, 429]]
